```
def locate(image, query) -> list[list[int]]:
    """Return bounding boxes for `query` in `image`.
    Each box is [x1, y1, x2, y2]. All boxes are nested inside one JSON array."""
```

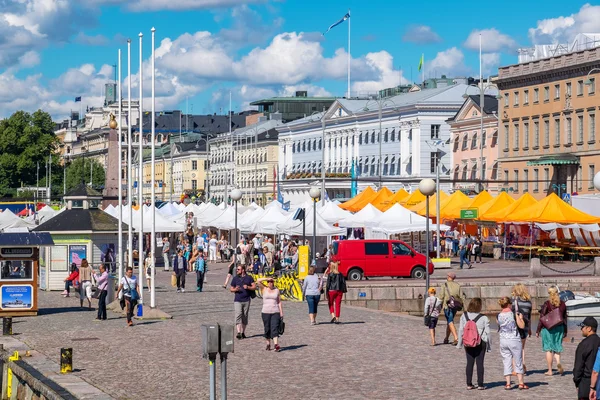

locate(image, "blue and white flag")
[[323, 12, 350, 35]]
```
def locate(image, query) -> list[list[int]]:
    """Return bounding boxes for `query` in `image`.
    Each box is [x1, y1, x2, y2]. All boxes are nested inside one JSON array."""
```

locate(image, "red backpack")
[[462, 313, 483, 347]]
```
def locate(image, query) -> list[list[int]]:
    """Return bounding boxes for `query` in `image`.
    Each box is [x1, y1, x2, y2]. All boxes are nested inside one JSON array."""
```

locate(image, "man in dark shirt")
[[574, 317, 600, 400], [230, 264, 256, 340]]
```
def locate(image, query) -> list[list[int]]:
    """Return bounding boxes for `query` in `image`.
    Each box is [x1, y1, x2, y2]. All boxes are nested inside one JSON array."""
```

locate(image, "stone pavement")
[[2, 261, 589, 399]]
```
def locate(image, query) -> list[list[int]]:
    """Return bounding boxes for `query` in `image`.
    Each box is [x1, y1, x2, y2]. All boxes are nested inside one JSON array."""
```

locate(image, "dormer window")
[[72, 200, 84, 209]]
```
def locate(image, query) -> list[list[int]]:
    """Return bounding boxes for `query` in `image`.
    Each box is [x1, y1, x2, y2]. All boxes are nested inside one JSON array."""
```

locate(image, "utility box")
[[201, 324, 220, 359], [219, 325, 235, 354]]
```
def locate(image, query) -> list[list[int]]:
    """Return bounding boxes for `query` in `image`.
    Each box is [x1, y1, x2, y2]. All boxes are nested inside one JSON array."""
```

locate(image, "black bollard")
[[3, 318, 12, 336], [60, 348, 73, 374]]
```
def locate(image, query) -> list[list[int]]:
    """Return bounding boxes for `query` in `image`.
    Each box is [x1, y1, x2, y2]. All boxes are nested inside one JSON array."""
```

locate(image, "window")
[[471, 132, 478, 149], [578, 166, 583, 191], [533, 121, 539, 148], [566, 82, 572, 97], [544, 86, 549, 101], [462, 134, 468, 150], [430, 152, 440, 173], [578, 115, 584, 143], [1, 261, 33, 281], [371, 132, 375, 143], [589, 78, 596, 95], [513, 123, 519, 149], [514, 170, 519, 192], [319, 139, 322, 150], [192, 180, 197, 190], [363, 133, 367, 144], [544, 168, 550, 190], [533, 169, 539, 192], [504, 93, 509, 107], [302, 141, 306, 152], [534, 88, 539, 103], [524, 90, 529, 105], [307, 141, 311, 151], [554, 84, 560, 99], [566, 118, 572, 145], [590, 165, 596, 189], [522, 122, 529, 149], [590, 113, 596, 142], [390, 129, 395, 142], [382, 130, 388, 142], [504, 169, 509, 185], [482, 131, 487, 147], [544, 120, 550, 147], [364, 242, 388, 256], [431, 124, 440, 139], [392, 242, 411, 255], [504, 124, 509, 151], [578, 80, 584, 96], [292, 143, 296, 153], [524, 169, 529, 192], [514, 91, 519, 106]]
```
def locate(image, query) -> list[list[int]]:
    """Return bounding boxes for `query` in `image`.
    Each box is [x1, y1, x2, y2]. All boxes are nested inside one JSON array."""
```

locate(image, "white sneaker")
[[181, 288, 185, 293]]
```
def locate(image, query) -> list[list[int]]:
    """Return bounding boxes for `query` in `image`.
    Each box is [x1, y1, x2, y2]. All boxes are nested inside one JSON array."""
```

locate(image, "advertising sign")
[[460, 209, 478, 219], [1, 285, 33, 310], [0, 248, 34, 258], [69, 245, 87, 267], [297, 245, 309, 280]]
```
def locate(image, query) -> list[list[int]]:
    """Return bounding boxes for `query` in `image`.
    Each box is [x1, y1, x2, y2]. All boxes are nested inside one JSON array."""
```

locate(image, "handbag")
[[424, 298, 437, 326], [445, 283, 463, 311], [125, 276, 140, 302], [171, 274, 177, 287], [540, 303, 564, 330], [278, 317, 285, 335]]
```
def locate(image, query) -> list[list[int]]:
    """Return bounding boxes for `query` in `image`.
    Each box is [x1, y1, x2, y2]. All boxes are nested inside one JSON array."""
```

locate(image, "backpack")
[[462, 313, 483, 348], [236, 246, 242, 255]]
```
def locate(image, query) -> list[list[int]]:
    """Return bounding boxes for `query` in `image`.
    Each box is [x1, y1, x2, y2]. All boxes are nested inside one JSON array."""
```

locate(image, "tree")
[[65, 158, 106, 193]]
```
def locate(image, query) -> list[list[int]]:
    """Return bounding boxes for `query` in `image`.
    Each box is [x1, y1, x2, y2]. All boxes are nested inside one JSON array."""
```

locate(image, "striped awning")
[[527, 154, 580, 166]]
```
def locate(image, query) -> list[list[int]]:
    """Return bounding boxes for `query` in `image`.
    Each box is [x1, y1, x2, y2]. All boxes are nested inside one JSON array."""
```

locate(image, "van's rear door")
[[364, 241, 390, 276]]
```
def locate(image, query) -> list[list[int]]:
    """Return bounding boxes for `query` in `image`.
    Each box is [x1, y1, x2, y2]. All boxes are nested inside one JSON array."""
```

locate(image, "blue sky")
[[0, 0, 598, 120]]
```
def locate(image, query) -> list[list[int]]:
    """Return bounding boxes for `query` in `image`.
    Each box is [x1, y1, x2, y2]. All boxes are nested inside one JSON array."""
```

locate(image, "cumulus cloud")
[[217, 5, 284, 49], [91, 0, 268, 11], [74, 32, 109, 46], [464, 29, 517, 52], [481, 53, 500, 76], [402, 25, 442, 44], [428, 47, 470, 77], [528, 3, 600, 44], [351, 51, 409, 94], [17, 51, 40, 68]]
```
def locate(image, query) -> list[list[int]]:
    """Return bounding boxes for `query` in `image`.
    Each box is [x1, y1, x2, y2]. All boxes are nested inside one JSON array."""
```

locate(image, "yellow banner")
[[251, 272, 303, 302], [298, 245, 309, 280]]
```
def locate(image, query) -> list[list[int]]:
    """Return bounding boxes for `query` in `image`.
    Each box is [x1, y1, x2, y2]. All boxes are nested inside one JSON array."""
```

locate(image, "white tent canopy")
[[536, 222, 600, 232], [319, 200, 352, 224], [0, 210, 36, 231], [267, 205, 345, 236], [338, 204, 383, 228], [203, 206, 237, 230], [372, 203, 450, 234], [247, 206, 289, 234], [119, 209, 184, 232]]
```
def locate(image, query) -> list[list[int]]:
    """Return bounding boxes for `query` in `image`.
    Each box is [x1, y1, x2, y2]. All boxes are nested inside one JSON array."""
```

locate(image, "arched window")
[[384, 130, 389, 142], [363, 133, 367, 144], [307, 140, 311, 152], [462, 134, 468, 150], [390, 129, 395, 142], [371, 132, 375, 143], [318, 139, 322, 150], [292, 143, 296, 153], [345, 137, 348, 146]]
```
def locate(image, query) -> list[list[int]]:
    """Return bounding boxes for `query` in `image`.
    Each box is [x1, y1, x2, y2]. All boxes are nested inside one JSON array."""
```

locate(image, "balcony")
[[285, 172, 350, 180]]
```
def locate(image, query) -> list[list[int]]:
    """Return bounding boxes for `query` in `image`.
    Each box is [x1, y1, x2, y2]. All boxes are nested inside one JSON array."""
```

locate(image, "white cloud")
[[351, 51, 409, 94], [91, 0, 268, 11], [481, 53, 500, 76], [18, 51, 40, 68], [74, 32, 109, 46], [464, 29, 517, 52], [402, 25, 442, 44], [427, 47, 470, 77], [528, 3, 600, 44]]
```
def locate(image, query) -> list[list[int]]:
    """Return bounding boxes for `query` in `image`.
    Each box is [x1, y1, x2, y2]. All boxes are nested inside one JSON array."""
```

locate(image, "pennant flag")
[[75, 96, 82, 102], [323, 12, 350, 35], [418, 54, 424, 72]]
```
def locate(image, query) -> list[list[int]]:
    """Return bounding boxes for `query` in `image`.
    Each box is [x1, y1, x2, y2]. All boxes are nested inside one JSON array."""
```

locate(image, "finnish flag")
[[323, 12, 350, 35]]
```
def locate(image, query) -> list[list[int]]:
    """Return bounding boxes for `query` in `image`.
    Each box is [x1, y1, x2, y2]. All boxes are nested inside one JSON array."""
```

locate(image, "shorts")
[[444, 307, 456, 323], [517, 327, 529, 340], [235, 301, 250, 325], [80, 280, 92, 300], [428, 317, 439, 329]]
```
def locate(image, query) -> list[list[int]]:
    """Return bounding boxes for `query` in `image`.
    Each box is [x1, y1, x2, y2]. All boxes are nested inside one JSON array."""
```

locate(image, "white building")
[[276, 84, 471, 203]]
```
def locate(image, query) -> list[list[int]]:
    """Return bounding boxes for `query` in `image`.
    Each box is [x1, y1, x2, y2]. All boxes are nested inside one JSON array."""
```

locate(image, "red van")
[[330, 240, 434, 281]]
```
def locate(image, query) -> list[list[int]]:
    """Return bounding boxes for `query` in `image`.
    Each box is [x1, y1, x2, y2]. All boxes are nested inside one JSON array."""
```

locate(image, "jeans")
[[465, 342, 486, 387], [473, 252, 482, 262], [328, 290, 343, 317], [64, 280, 73, 293], [176, 271, 186, 289], [97, 290, 107, 320], [163, 252, 170, 271], [444, 307, 456, 323], [459, 251, 471, 269], [306, 295, 320, 314], [196, 271, 205, 291]]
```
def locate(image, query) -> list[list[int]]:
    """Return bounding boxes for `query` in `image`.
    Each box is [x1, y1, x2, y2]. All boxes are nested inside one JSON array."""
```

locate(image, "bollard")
[[7, 351, 19, 398], [529, 258, 542, 278], [60, 348, 73, 374], [3, 318, 12, 336], [594, 257, 600, 277]]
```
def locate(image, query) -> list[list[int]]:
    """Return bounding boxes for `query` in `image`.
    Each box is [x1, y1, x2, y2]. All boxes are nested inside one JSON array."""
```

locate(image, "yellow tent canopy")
[[401, 189, 426, 207], [347, 187, 393, 213], [504, 192, 600, 224], [477, 192, 516, 220], [442, 190, 493, 220], [482, 192, 538, 223], [339, 187, 376, 210], [410, 191, 449, 215], [375, 188, 409, 211], [434, 191, 470, 219]]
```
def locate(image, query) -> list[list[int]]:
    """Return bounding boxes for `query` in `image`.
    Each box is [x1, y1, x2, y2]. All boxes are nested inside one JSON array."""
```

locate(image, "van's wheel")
[[411, 266, 426, 279], [348, 268, 363, 281]]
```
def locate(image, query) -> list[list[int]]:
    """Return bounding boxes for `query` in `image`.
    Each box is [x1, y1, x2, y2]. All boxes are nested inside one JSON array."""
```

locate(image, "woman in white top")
[[457, 297, 491, 391], [209, 234, 218, 263], [497, 296, 528, 390], [257, 277, 283, 352], [115, 267, 139, 327], [144, 253, 153, 292], [423, 287, 442, 346]]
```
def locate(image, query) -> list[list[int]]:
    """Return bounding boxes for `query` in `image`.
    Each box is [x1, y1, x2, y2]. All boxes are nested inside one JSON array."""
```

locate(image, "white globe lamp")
[[419, 178, 436, 196], [594, 172, 600, 191]]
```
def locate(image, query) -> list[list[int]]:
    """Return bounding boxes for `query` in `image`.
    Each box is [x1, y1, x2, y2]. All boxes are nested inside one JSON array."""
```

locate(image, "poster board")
[[298, 245, 309, 280]]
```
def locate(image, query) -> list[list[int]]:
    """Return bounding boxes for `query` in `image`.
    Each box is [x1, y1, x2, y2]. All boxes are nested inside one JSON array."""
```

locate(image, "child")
[[424, 287, 442, 346], [252, 255, 261, 275], [195, 253, 206, 292]]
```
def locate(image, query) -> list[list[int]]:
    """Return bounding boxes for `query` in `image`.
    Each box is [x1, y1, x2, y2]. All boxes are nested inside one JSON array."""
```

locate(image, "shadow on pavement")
[[280, 344, 308, 352], [38, 307, 87, 316], [134, 321, 163, 326], [337, 321, 365, 325]]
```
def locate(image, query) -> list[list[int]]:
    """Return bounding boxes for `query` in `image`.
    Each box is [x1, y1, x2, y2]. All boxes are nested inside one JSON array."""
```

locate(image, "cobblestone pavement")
[[6, 262, 589, 399]]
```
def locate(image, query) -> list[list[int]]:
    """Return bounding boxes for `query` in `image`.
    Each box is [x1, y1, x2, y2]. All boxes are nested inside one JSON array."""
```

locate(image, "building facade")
[[448, 95, 500, 194], [497, 45, 600, 199], [250, 92, 337, 122]]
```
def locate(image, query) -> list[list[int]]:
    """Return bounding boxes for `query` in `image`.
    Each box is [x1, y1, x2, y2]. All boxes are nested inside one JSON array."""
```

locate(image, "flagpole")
[[150, 27, 157, 309], [422, 53, 425, 84], [127, 39, 133, 272], [138, 32, 144, 305], [118, 48, 124, 283], [347, 8, 351, 98]]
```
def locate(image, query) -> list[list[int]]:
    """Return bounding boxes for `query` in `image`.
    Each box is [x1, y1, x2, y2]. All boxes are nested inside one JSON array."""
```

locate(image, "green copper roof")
[[526, 154, 580, 166]]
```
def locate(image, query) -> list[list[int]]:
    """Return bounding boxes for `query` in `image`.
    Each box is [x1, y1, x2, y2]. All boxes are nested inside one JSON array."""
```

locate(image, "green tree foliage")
[[0, 110, 59, 192], [65, 157, 106, 192]]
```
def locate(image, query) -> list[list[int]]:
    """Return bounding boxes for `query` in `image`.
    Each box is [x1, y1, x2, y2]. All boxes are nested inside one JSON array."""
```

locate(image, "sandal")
[[544, 371, 553, 376], [504, 384, 512, 390], [266, 344, 271, 351], [477, 386, 486, 390], [452, 340, 458, 346], [466, 385, 475, 390], [518, 384, 529, 390], [443, 339, 449, 344], [557, 363, 564, 375]]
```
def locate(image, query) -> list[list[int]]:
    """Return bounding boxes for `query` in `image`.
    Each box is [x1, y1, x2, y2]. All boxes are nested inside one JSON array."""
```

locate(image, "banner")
[[1, 285, 33, 310], [298, 245, 309, 280]]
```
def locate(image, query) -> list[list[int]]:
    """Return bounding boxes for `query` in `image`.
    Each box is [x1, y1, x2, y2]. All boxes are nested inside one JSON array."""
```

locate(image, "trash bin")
[[493, 244, 502, 260], [106, 274, 116, 304]]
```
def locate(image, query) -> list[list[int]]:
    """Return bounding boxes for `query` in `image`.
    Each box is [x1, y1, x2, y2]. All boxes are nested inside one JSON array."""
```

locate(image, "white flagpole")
[[138, 32, 145, 304], [127, 39, 133, 272], [347, 8, 351, 98], [422, 53, 425, 84], [150, 27, 157, 308], [118, 49, 124, 283]]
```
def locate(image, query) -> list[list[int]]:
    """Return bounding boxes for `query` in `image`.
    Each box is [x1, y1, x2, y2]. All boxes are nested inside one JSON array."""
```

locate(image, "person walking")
[[472, 236, 483, 263], [511, 284, 533, 374], [78, 259, 93, 309], [459, 245, 472, 269], [424, 287, 442, 346], [162, 237, 171, 271], [173, 249, 187, 293], [223, 260, 235, 289], [302, 266, 322, 325], [115, 267, 139, 327], [573, 317, 600, 400], [263, 246, 273, 273], [457, 298, 490, 390], [257, 277, 283, 352], [230, 264, 256, 339], [94, 264, 109, 321], [208, 234, 218, 263], [194, 253, 206, 292], [497, 297, 528, 390], [440, 272, 462, 345], [61, 263, 79, 297], [536, 286, 568, 376], [326, 262, 346, 324]]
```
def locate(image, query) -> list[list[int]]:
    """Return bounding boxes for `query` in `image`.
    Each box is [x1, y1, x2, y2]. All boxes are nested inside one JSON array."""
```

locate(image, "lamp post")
[[309, 186, 321, 263], [463, 83, 501, 193], [363, 97, 398, 187], [585, 68, 600, 87], [231, 188, 243, 258], [418, 178, 436, 291], [593, 172, 600, 191], [195, 136, 210, 201], [170, 143, 182, 202]]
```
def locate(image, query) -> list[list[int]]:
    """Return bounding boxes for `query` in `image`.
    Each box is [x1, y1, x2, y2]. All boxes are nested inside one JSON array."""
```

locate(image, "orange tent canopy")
[[410, 191, 449, 215], [477, 192, 516, 220], [431, 191, 470, 218], [482, 192, 538, 222], [401, 189, 426, 207], [442, 190, 493, 220], [339, 187, 376, 210], [505, 193, 600, 224], [375, 188, 409, 211], [346, 187, 393, 212]]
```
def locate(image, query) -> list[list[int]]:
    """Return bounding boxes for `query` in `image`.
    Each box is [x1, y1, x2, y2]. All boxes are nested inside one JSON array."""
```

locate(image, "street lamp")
[[418, 178, 436, 291], [594, 172, 600, 191], [309, 186, 321, 263], [463, 84, 502, 193], [363, 97, 398, 187], [585, 68, 600, 86], [196, 136, 210, 201], [231, 188, 243, 255], [552, 183, 567, 198], [170, 143, 182, 202]]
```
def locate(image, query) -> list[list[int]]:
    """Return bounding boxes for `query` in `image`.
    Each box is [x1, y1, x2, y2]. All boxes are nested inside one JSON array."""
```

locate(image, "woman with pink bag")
[[536, 286, 568, 376]]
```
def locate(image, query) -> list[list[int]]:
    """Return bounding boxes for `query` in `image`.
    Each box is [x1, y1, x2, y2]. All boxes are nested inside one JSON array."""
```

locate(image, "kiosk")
[[0, 232, 54, 316]]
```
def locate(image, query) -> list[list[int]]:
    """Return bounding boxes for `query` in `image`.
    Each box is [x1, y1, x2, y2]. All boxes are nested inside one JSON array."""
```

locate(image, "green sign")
[[460, 209, 478, 219]]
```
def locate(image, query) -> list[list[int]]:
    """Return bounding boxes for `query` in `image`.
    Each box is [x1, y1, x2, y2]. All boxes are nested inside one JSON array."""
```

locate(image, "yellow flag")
[[418, 54, 424, 72]]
